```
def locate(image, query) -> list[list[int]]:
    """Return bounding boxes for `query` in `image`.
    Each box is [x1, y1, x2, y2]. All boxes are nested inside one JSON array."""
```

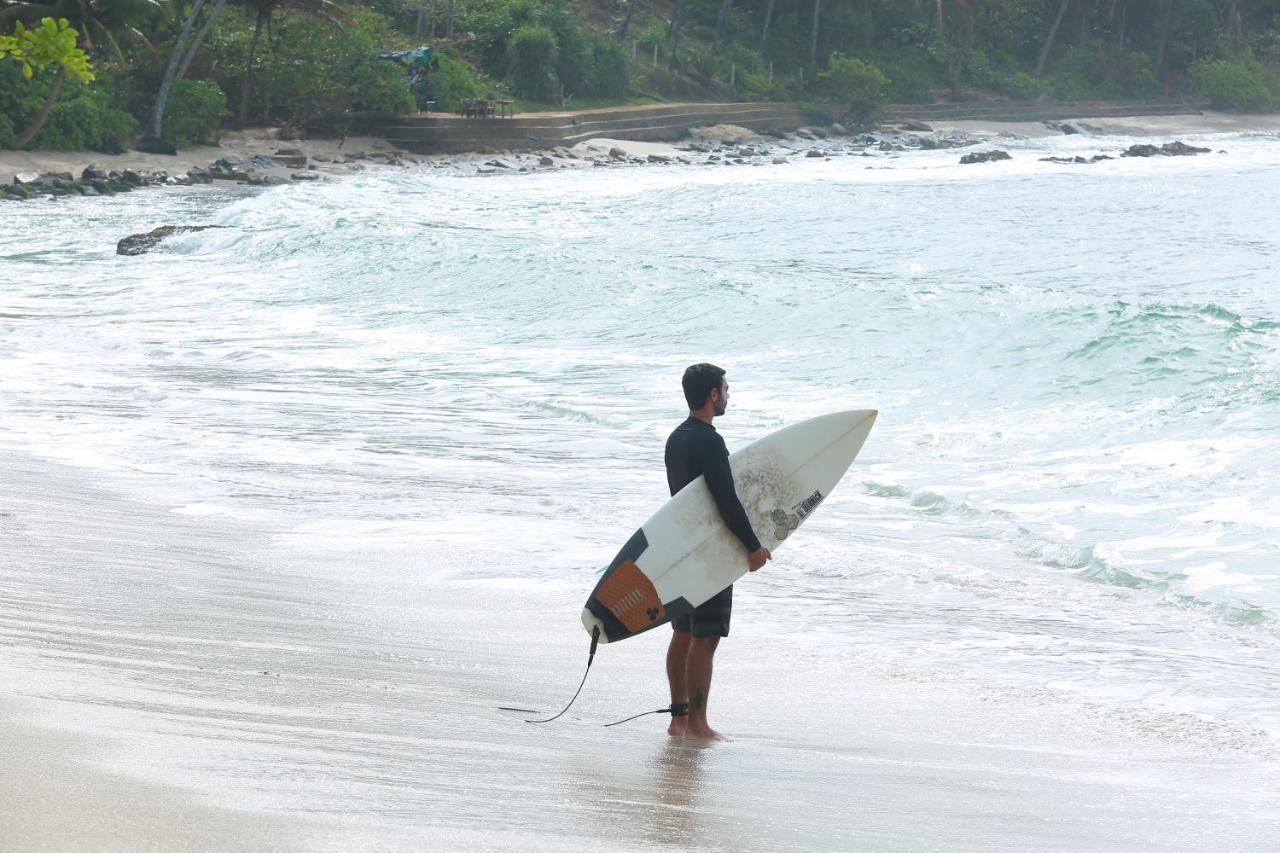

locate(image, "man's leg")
[[684, 635, 724, 740], [666, 629, 692, 736]]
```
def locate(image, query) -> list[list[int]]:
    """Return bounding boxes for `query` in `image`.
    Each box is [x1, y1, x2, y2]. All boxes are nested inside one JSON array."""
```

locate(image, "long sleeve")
[[698, 433, 762, 553]]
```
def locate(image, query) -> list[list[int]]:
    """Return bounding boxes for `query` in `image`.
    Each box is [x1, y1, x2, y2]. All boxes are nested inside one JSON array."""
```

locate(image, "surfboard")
[[582, 409, 877, 643]]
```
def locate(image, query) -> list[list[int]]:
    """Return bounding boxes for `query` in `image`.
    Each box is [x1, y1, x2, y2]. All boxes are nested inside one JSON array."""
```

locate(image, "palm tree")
[[232, 0, 346, 128], [148, 0, 230, 142], [1036, 0, 1072, 76], [0, 0, 166, 63]]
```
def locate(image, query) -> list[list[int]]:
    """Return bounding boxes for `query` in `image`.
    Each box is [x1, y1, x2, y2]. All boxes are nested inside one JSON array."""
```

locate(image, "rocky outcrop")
[[960, 150, 1011, 165], [1121, 141, 1211, 157], [116, 225, 226, 256], [1040, 155, 1115, 164]]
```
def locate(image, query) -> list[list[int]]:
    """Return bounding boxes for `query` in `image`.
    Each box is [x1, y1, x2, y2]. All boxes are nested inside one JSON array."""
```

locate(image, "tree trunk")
[[669, 0, 687, 70], [759, 0, 776, 48], [177, 0, 229, 82], [810, 0, 822, 65], [1155, 0, 1173, 83], [15, 65, 66, 148], [237, 6, 267, 129], [1035, 0, 1071, 77], [617, 0, 639, 40], [150, 0, 208, 139], [447, 0, 455, 39], [415, 5, 426, 39], [715, 0, 734, 44]]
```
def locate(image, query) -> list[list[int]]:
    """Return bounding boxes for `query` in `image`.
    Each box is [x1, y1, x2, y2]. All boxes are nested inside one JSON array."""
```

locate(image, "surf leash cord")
[[603, 702, 688, 728], [514, 625, 600, 724]]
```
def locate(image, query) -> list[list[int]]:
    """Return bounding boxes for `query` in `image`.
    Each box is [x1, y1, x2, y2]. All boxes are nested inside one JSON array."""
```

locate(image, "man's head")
[[682, 363, 729, 416]]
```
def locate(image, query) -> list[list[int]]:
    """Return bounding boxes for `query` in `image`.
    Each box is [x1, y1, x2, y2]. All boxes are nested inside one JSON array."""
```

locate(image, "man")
[[665, 363, 771, 740]]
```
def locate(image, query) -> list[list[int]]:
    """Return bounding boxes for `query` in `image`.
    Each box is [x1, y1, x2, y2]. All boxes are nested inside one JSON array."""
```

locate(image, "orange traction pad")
[[591, 560, 665, 634]]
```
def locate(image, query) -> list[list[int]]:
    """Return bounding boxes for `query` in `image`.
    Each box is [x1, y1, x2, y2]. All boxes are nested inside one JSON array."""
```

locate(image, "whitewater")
[[2, 126, 1279, 851]]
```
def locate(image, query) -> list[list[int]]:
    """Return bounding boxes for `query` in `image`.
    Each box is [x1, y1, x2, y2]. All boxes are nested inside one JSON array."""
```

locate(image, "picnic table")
[[458, 98, 515, 119]]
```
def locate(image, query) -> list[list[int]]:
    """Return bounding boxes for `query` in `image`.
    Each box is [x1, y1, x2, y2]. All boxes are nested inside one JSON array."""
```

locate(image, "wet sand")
[[4, 450, 1279, 851]]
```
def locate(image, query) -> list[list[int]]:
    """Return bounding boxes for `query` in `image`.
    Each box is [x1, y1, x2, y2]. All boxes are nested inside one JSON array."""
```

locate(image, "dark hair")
[[682, 363, 726, 409]]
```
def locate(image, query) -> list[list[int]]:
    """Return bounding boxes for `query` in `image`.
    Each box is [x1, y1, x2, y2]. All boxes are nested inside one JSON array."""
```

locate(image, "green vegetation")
[[3, 0, 1280, 152]]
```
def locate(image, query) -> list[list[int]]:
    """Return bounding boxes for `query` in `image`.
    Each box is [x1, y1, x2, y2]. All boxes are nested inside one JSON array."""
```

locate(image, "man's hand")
[[747, 547, 771, 572]]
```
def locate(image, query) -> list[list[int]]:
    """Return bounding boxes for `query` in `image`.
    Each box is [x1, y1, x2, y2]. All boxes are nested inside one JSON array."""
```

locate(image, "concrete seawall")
[[371, 102, 812, 154], [368, 98, 1210, 155]]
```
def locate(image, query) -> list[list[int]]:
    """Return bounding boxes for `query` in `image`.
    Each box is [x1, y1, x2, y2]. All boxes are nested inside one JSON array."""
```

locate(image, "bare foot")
[[667, 718, 688, 737], [683, 722, 730, 741]]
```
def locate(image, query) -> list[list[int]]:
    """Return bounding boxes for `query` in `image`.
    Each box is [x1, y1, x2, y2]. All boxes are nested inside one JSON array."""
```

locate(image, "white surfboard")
[[583, 409, 877, 643]]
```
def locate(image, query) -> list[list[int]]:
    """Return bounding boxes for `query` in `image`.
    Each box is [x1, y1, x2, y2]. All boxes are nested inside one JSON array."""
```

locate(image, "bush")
[[205, 7, 413, 134], [508, 23, 558, 102], [588, 33, 631, 98], [875, 49, 935, 102], [820, 53, 889, 119], [0, 64, 134, 151], [1191, 56, 1277, 110], [162, 79, 227, 145], [426, 52, 484, 113], [1043, 47, 1159, 101]]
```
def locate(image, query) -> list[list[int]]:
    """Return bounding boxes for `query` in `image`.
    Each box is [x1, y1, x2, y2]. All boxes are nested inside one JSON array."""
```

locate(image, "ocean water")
[[3, 129, 1280, 848]]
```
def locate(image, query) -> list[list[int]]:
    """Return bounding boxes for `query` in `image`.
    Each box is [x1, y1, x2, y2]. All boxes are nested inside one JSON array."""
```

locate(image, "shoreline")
[[3, 109, 1279, 195]]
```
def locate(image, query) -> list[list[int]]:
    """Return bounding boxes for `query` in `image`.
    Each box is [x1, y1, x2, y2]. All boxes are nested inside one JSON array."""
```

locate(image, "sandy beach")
[[3, 449, 1278, 852]]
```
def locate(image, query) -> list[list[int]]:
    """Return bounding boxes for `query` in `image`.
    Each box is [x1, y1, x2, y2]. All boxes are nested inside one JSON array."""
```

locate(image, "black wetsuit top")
[[665, 417, 761, 553]]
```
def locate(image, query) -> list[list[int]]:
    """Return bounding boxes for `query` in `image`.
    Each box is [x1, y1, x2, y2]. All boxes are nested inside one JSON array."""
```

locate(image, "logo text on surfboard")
[[769, 490, 824, 542]]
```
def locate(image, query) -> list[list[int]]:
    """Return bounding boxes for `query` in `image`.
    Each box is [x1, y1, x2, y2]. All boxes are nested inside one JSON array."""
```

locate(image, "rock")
[[734, 147, 758, 158], [1160, 141, 1211, 156], [38, 171, 75, 184], [960, 150, 1011, 165], [1044, 121, 1083, 135], [539, 156, 555, 166], [772, 158, 787, 165], [116, 225, 225, 256], [275, 147, 305, 157], [646, 153, 671, 163], [1040, 155, 1114, 164], [121, 169, 145, 186], [915, 136, 975, 150], [899, 120, 933, 132], [274, 154, 307, 169], [830, 122, 849, 135], [13, 172, 41, 186], [90, 180, 112, 195], [80, 184, 100, 196], [480, 145, 497, 155], [608, 147, 627, 160], [290, 172, 322, 181], [804, 149, 825, 158], [592, 161, 609, 167], [485, 159, 511, 169], [186, 167, 212, 184], [81, 164, 108, 181], [6, 184, 29, 199], [1121, 141, 1211, 158]]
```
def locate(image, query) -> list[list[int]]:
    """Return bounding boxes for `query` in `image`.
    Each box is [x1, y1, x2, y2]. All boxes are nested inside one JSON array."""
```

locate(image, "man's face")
[[713, 380, 729, 416]]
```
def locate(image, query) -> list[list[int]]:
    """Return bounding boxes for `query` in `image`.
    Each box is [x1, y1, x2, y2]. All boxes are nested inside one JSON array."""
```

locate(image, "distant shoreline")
[[3, 109, 1279, 193]]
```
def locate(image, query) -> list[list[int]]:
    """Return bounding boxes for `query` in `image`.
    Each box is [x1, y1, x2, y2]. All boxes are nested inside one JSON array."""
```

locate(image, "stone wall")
[[370, 103, 812, 154]]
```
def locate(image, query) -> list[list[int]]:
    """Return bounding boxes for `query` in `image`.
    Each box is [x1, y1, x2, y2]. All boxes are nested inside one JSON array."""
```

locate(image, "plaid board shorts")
[[671, 584, 732, 637]]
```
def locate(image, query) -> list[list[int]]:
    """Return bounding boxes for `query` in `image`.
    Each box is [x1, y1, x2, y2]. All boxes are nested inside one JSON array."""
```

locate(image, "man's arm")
[[699, 434, 762, 553]]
